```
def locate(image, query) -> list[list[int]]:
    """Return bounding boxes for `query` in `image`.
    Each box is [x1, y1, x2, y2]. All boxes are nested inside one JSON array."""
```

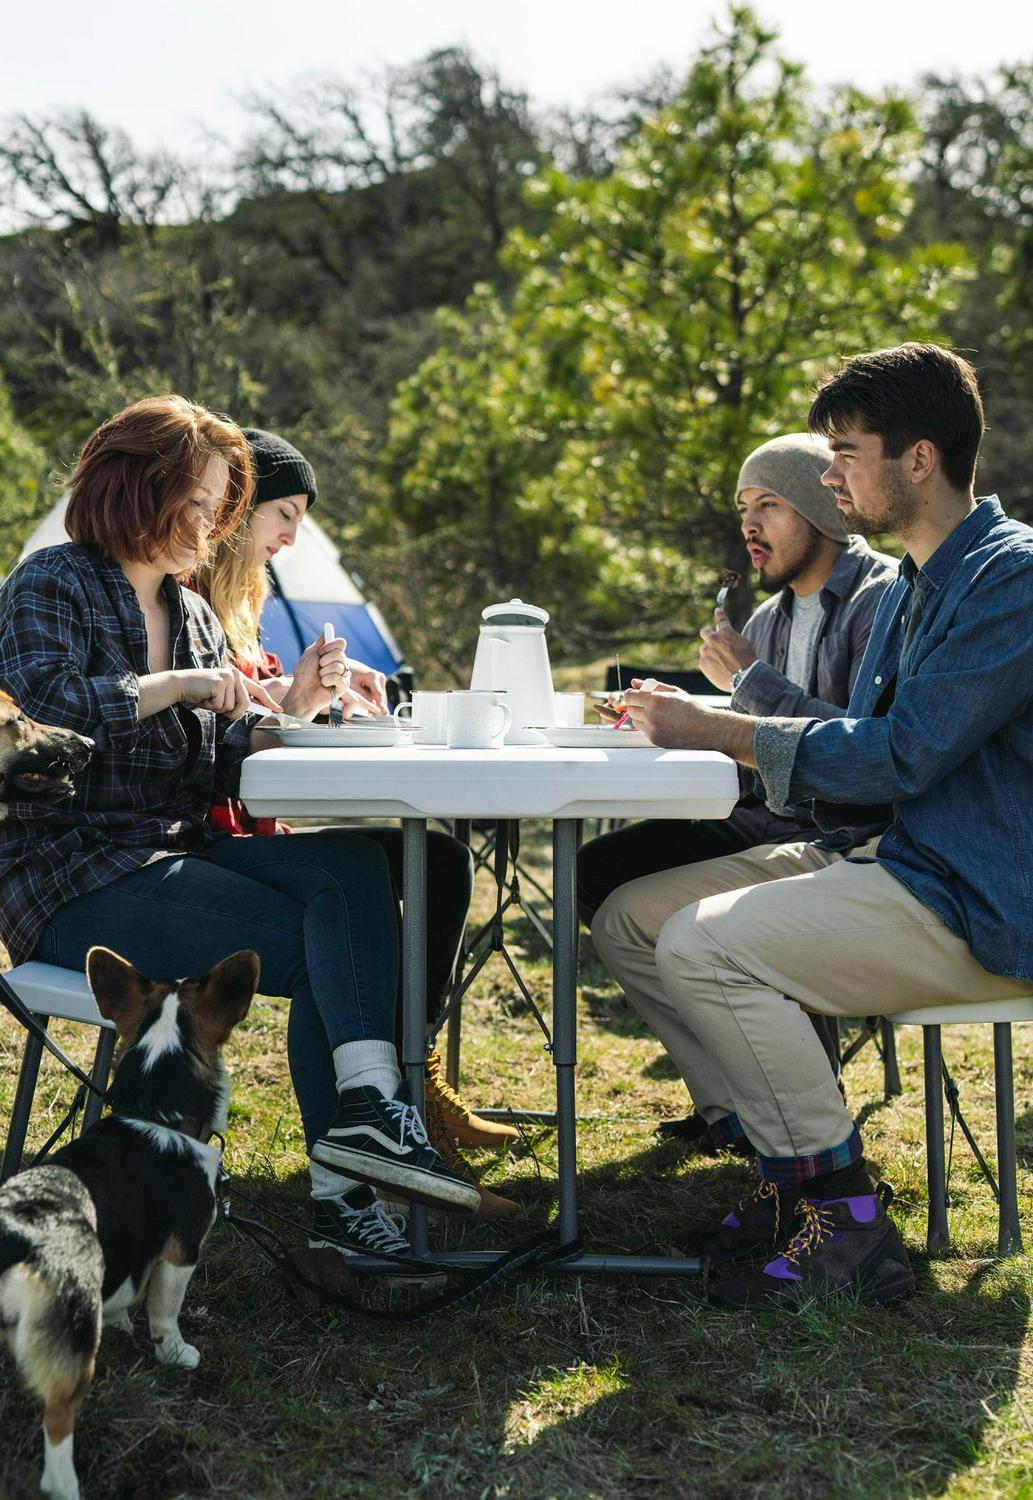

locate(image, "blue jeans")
[[32, 827, 471, 1150]]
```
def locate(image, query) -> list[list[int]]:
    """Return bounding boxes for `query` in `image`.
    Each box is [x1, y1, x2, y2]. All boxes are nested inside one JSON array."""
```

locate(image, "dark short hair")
[[66, 395, 253, 565], [808, 343, 984, 491]]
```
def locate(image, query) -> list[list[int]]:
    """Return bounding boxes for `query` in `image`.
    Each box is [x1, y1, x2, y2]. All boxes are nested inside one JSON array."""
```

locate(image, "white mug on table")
[[552, 691, 585, 727], [445, 690, 512, 749], [394, 691, 449, 745]]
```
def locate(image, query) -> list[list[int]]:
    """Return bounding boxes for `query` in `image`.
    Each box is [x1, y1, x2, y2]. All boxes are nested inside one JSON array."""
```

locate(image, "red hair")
[[65, 395, 253, 565]]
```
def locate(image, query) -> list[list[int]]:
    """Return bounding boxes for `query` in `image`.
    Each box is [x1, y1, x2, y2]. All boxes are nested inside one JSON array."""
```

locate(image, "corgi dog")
[[0, 945, 259, 1500]]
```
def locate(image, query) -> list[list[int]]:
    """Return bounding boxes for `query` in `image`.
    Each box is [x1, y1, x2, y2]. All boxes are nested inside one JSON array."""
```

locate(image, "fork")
[[323, 622, 343, 728], [716, 569, 741, 611]]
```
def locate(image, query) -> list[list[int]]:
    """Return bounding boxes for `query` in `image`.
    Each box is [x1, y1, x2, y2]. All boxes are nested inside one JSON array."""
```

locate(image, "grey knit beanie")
[[735, 433, 847, 542], [243, 428, 317, 510]]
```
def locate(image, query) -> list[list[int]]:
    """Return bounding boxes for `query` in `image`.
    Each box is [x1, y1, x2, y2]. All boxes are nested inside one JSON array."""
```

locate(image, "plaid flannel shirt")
[[0, 544, 261, 965]]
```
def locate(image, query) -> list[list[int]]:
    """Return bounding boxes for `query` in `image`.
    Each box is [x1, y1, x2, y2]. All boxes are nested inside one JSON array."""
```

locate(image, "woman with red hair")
[[0, 396, 479, 1261]]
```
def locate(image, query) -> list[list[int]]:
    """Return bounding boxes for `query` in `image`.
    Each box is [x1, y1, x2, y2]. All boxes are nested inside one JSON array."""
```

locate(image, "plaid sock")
[[707, 1112, 747, 1148], [756, 1125, 864, 1185]]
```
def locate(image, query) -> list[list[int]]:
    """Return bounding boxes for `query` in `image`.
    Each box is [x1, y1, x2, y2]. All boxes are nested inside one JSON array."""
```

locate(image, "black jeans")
[[577, 804, 841, 1073]]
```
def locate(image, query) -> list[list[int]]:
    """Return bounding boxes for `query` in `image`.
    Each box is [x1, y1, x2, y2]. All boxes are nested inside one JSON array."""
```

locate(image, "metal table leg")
[[345, 813, 705, 1280], [402, 817, 429, 1255], [552, 819, 580, 1244], [445, 818, 473, 1090]]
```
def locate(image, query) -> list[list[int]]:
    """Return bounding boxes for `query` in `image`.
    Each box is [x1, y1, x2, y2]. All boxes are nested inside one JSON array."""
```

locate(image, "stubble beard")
[[844, 464, 916, 540], [759, 525, 825, 592]]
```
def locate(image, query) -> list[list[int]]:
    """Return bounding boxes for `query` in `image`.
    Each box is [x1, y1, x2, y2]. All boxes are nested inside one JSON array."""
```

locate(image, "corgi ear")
[[86, 946, 151, 1032], [195, 950, 259, 1041]]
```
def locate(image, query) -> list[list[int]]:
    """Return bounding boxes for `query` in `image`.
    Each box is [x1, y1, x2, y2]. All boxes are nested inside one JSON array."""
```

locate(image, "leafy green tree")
[[386, 6, 967, 655], [0, 378, 48, 575], [915, 66, 1033, 518]]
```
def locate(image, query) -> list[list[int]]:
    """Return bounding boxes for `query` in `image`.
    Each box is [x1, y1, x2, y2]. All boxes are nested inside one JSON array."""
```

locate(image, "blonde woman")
[[196, 426, 516, 1212]]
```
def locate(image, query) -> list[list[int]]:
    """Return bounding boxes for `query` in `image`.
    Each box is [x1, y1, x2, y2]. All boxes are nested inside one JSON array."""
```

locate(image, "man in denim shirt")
[[595, 344, 1033, 1307]]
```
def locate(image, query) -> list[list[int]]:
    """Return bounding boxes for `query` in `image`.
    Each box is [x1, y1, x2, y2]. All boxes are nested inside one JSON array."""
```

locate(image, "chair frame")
[[0, 966, 115, 1183]]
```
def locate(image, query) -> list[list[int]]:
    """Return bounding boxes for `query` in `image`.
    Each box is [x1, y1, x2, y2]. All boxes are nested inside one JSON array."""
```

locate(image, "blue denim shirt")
[[754, 498, 1033, 982]]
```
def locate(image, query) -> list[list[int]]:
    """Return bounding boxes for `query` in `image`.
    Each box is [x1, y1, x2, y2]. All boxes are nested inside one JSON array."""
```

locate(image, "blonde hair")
[[196, 520, 268, 666]]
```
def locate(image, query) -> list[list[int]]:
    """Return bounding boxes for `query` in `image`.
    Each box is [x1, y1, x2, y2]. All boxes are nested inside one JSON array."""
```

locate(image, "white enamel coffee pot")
[[469, 598, 556, 745]]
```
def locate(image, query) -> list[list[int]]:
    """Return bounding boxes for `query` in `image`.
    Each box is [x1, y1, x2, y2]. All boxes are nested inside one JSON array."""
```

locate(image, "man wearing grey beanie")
[[579, 430, 898, 1145]]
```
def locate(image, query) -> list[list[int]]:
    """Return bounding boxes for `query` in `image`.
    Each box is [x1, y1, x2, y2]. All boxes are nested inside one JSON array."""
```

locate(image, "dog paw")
[[153, 1335, 201, 1369], [105, 1310, 134, 1335], [41, 1480, 80, 1500]]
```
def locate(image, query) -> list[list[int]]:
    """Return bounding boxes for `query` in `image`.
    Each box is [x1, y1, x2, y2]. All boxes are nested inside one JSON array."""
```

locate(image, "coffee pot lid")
[[481, 597, 550, 627]]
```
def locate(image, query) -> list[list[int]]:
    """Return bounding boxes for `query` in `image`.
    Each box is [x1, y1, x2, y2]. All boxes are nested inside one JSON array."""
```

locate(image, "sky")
[[2, 0, 1031, 155]]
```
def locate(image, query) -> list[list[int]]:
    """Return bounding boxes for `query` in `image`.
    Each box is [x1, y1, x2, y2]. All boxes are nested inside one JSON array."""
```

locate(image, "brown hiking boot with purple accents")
[[671, 1176, 787, 1264], [708, 1183, 915, 1309]]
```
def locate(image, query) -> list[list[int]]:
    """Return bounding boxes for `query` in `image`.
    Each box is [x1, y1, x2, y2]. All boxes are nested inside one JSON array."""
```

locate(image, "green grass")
[[2, 823, 1032, 1499]]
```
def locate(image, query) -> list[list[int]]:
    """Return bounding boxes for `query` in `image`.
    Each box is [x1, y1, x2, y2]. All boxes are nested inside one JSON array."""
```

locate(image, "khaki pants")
[[591, 839, 1029, 1161]]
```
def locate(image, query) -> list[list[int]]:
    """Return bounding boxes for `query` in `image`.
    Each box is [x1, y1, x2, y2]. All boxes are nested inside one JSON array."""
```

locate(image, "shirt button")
[[875, 675, 883, 685], [901, 614, 906, 625]]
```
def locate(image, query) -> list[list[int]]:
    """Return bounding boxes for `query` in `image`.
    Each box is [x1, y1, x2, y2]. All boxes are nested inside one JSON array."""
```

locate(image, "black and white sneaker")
[[309, 1185, 442, 1283], [310, 1083, 481, 1214]]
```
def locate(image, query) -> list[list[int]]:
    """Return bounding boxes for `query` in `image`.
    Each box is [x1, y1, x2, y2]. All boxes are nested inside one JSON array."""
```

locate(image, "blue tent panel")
[[261, 596, 402, 676]]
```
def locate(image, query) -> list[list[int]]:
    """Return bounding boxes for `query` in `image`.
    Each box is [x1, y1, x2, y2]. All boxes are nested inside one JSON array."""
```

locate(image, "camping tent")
[[18, 499, 405, 676]]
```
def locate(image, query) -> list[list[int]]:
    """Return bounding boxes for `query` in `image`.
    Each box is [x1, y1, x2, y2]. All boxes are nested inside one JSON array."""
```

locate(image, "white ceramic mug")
[[552, 691, 586, 727], [445, 691, 512, 749], [394, 691, 448, 745]]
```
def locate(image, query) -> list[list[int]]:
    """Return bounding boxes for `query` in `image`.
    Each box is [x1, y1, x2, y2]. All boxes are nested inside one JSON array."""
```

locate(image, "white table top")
[[240, 745, 740, 821]]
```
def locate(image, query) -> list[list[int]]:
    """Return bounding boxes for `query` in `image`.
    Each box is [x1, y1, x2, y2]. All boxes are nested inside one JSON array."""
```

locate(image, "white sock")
[[309, 1160, 363, 1201], [333, 1039, 401, 1100]]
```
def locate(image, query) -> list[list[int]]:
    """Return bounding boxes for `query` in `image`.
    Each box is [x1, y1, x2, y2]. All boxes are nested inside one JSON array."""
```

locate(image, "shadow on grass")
[[495, 1261, 1031, 1500]]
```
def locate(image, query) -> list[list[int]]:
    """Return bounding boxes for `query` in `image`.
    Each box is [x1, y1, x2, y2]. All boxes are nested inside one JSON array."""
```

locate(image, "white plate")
[[262, 723, 406, 748], [538, 725, 652, 749]]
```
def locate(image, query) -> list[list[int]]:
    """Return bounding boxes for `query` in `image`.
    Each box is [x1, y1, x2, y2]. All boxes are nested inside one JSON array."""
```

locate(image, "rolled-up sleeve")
[[212, 713, 265, 797], [732, 660, 845, 721], [0, 560, 141, 750], [753, 717, 813, 811]]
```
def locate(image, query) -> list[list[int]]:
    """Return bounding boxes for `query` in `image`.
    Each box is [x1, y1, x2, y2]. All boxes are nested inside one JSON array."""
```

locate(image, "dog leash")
[[220, 1173, 583, 1323]]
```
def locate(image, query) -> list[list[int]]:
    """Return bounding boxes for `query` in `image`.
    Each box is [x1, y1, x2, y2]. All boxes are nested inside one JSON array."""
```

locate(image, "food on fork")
[[716, 569, 741, 609]]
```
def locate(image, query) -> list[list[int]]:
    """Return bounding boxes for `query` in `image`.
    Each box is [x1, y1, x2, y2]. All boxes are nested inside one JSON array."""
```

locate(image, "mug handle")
[[393, 702, 415, 724], [491, 703, 513, 744]]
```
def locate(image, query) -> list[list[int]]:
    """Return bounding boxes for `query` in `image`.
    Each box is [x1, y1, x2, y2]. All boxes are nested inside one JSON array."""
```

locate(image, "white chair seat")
[[3, 962, 109, 1028], [886, 996, 1033, 1026], [2, 963, 114, 1182]]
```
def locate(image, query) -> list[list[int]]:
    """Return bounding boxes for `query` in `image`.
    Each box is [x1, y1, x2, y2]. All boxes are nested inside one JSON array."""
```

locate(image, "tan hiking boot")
[[424, 1048, 519, 1147], [424, 1095, 520, 1218]]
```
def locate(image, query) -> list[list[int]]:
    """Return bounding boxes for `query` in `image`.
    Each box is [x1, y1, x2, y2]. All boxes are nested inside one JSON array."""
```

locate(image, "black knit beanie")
[[242, 428, 317, 510]]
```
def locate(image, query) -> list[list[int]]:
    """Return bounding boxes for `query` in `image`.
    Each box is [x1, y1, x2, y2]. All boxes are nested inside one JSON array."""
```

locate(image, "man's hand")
[[624, 678, 759, 766], [623, 679, 711, 748], [698, 608, 757, 692]]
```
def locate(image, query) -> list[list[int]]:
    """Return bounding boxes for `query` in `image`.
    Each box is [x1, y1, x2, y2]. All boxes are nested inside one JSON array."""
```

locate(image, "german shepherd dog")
[[0, 947, 259, 1500], [0, 688, 93, 816]]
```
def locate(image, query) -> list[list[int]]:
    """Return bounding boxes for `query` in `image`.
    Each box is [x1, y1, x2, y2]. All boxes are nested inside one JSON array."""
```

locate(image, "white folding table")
[[240, 745, 739, 1275]]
